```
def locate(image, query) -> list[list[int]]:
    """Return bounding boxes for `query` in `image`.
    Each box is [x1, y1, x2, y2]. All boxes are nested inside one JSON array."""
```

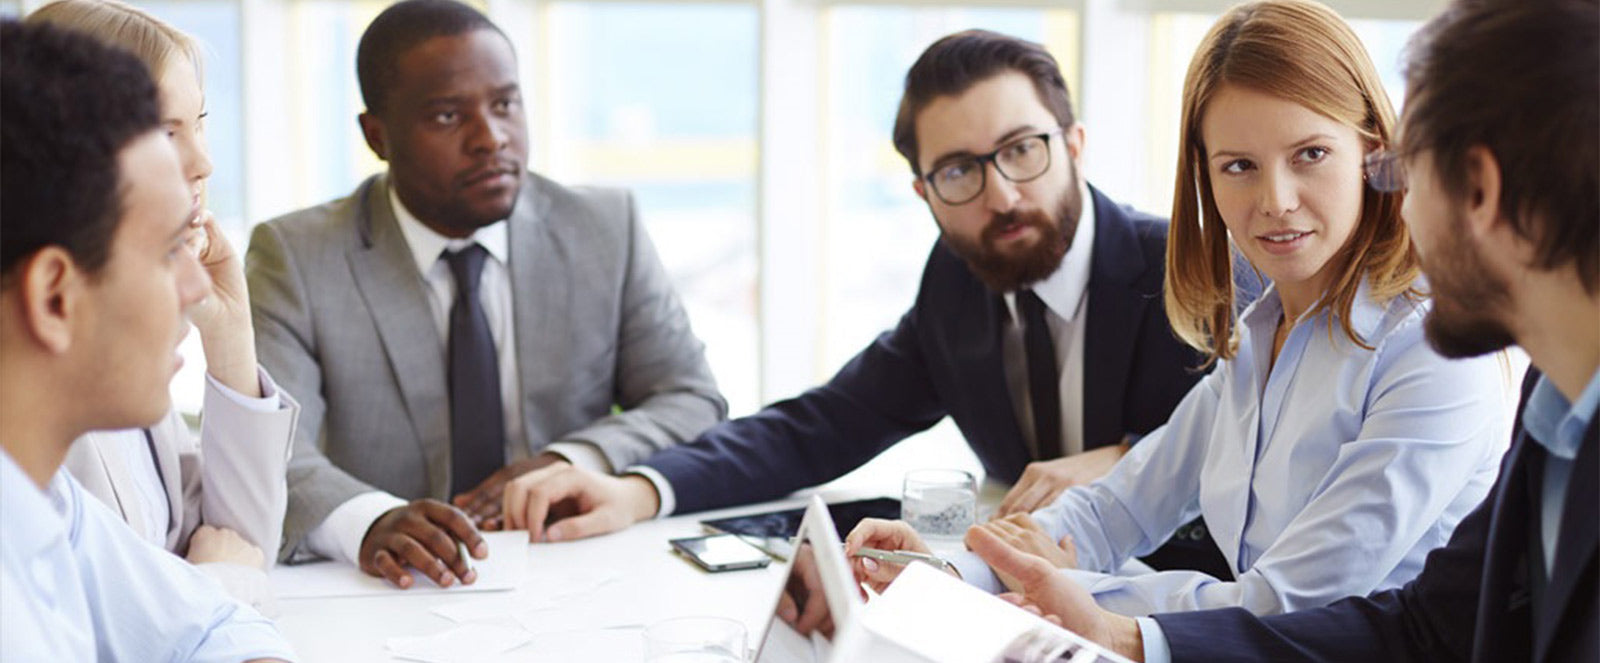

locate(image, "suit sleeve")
[[644, 301, 949, 514], [550, 192, 728, 469], [1151, 462, 1494, 662], [191, 369, 298, 567], [247, 220, 384, 561]]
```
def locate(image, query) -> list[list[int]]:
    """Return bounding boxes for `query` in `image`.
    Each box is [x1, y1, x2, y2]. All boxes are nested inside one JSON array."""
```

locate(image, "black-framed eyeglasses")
[[923, 128, 1065, 205], [1364, 149, 1406, 193]]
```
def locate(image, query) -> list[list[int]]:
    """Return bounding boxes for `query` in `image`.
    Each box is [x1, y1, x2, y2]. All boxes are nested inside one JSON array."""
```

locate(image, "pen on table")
[[456, 539, 475, 576], [852, 547, 955, 573]]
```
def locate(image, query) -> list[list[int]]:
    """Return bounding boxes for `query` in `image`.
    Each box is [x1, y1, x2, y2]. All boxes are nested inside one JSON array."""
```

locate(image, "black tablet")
[[699, 496, 901, 560]]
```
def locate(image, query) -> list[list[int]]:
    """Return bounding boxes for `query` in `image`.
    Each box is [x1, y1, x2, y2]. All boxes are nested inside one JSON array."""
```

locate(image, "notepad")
[[271, 531, 530, 599]]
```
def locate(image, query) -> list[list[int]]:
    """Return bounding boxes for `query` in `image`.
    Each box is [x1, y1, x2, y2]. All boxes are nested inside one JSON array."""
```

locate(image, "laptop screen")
[[752, 497, 863, 663]]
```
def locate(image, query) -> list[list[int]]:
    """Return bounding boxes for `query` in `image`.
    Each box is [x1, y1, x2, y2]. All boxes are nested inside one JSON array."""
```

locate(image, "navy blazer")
[[647, 186, 1204, 510], [1153, 368, 1598, 663]]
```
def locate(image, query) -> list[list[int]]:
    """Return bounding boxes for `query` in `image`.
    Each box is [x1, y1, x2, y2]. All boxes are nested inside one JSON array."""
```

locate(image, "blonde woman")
[[849, 0, 1512, 617], [27, 0, 298, 608]]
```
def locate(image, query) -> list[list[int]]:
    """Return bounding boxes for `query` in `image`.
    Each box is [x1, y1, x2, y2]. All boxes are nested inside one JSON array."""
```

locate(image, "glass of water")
[[644, 616, 747, 663], [901, 469, 977, 541]]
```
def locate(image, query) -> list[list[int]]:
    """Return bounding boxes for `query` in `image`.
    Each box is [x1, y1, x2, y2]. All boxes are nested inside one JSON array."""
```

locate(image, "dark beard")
[[1422, 212, 1516, 358], [940, 182, 1082, 293]]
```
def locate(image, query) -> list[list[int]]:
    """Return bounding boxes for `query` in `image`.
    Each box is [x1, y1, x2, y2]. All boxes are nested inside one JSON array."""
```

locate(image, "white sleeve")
[[303, 491, 407, 564], [624, 465, 677, 519]]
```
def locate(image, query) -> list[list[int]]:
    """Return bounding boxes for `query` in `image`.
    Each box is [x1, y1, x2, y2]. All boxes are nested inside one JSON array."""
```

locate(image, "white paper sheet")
[[272, 531, 530, 599], [512, 598, 651, 634], [431, 569, 621, 622], [385, 623, 533, 663]]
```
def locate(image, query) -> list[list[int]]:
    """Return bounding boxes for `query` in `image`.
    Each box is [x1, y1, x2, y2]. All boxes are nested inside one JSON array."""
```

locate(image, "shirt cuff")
[[545, 441, 614, 474], [304, 491, 407, 564], [204, 368, 282, 413], [947, 549, 1005, 593], [623, 465, 675, 519], [1135, 617, 1170, 663]]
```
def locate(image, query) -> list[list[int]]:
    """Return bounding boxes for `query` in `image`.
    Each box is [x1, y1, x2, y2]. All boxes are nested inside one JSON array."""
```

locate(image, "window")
[[32, 0, 1434, 484], [543, 2, 761, 412]]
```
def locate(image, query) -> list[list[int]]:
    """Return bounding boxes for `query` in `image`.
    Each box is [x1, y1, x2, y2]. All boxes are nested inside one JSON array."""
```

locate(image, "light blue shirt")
[[950, 281, 1511, 618], [1520, 367, 1600, 575], [1138, 363, 1598, 663], [0, 448, 294, 662]]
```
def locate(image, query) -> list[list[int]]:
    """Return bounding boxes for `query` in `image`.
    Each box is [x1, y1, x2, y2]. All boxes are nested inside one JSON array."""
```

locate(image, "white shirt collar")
[[1007, 179, 1097, 323], [388, 180, 510, 276]]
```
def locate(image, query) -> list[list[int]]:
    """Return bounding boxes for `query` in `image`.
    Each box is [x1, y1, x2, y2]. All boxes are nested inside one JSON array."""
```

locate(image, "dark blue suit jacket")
[[646, 186, 1204, 511], [1153, 369, 1598, 663]]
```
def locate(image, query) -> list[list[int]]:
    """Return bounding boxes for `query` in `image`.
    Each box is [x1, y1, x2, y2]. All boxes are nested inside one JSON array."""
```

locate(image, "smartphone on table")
[[669, 533, 774, 572]]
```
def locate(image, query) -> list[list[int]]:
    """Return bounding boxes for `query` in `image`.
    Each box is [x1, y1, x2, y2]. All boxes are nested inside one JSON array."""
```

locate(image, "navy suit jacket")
[[647, 185, 1204, 511], [1154, 369, 1598, 663]]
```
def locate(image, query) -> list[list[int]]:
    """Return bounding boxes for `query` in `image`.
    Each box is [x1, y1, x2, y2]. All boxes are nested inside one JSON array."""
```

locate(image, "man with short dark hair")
[[0, 18, 292, 661], [247, 0, 725, 587], [972, 1, 1598, 660], [495, 30, 1232, 577]]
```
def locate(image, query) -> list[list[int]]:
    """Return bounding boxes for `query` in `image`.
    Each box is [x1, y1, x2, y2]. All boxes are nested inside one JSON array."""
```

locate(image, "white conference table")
[[274, 491, 825, 662], [274, 479, 1004, 663], [274, 424, 994, 662]]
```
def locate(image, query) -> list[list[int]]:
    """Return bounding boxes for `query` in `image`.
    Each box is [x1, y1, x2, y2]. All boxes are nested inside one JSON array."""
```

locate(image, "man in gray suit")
[[247, 0, 724, 588]]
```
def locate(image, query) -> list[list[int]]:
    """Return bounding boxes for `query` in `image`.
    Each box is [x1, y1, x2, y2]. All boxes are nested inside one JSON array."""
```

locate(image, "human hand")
[[186, 210, 260, 396], [967, 526, 1145, 660], [501, 463, 660, 542], [186, 525, 265, 569], [452, 453, 565, 530], [843, 518, 938, 594], [358, 499, 487, 589], [971, 513, 1078, 591], [997, 592, 1065, 627], [995, 441, 1129, 518]]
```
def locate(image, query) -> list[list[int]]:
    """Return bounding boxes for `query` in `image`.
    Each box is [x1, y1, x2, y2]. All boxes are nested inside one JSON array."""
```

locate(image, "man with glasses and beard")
[[496, 30, 1238, 579]]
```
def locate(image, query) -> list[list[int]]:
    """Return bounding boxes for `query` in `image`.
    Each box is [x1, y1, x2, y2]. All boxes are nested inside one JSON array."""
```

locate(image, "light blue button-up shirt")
[[0, 448, 294, 662], [1520, 367, 1600, 575], [950, 281, 1511, 619]]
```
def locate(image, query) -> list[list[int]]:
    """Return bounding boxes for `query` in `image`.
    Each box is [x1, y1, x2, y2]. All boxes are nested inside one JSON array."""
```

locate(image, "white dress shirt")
[[0, 449, 293, 661], [631, 181, 1097, 518], [304, 183, 612, 565], [949, 280, 1512, 617], [1001, 183, 1096, 458]]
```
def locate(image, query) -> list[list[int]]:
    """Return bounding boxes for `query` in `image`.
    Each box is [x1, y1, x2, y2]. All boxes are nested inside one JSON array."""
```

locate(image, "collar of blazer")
[[1083, 182, 1152, 294]]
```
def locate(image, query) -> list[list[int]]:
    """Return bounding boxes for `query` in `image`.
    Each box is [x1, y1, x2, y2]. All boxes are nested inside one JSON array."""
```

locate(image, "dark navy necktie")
[[444, 245, 505, 494], [1018, 289, 1063, 460]]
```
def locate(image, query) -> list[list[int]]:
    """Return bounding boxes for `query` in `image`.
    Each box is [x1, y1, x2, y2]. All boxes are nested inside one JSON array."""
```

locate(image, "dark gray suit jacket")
[[248, 172, 726, 559]]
